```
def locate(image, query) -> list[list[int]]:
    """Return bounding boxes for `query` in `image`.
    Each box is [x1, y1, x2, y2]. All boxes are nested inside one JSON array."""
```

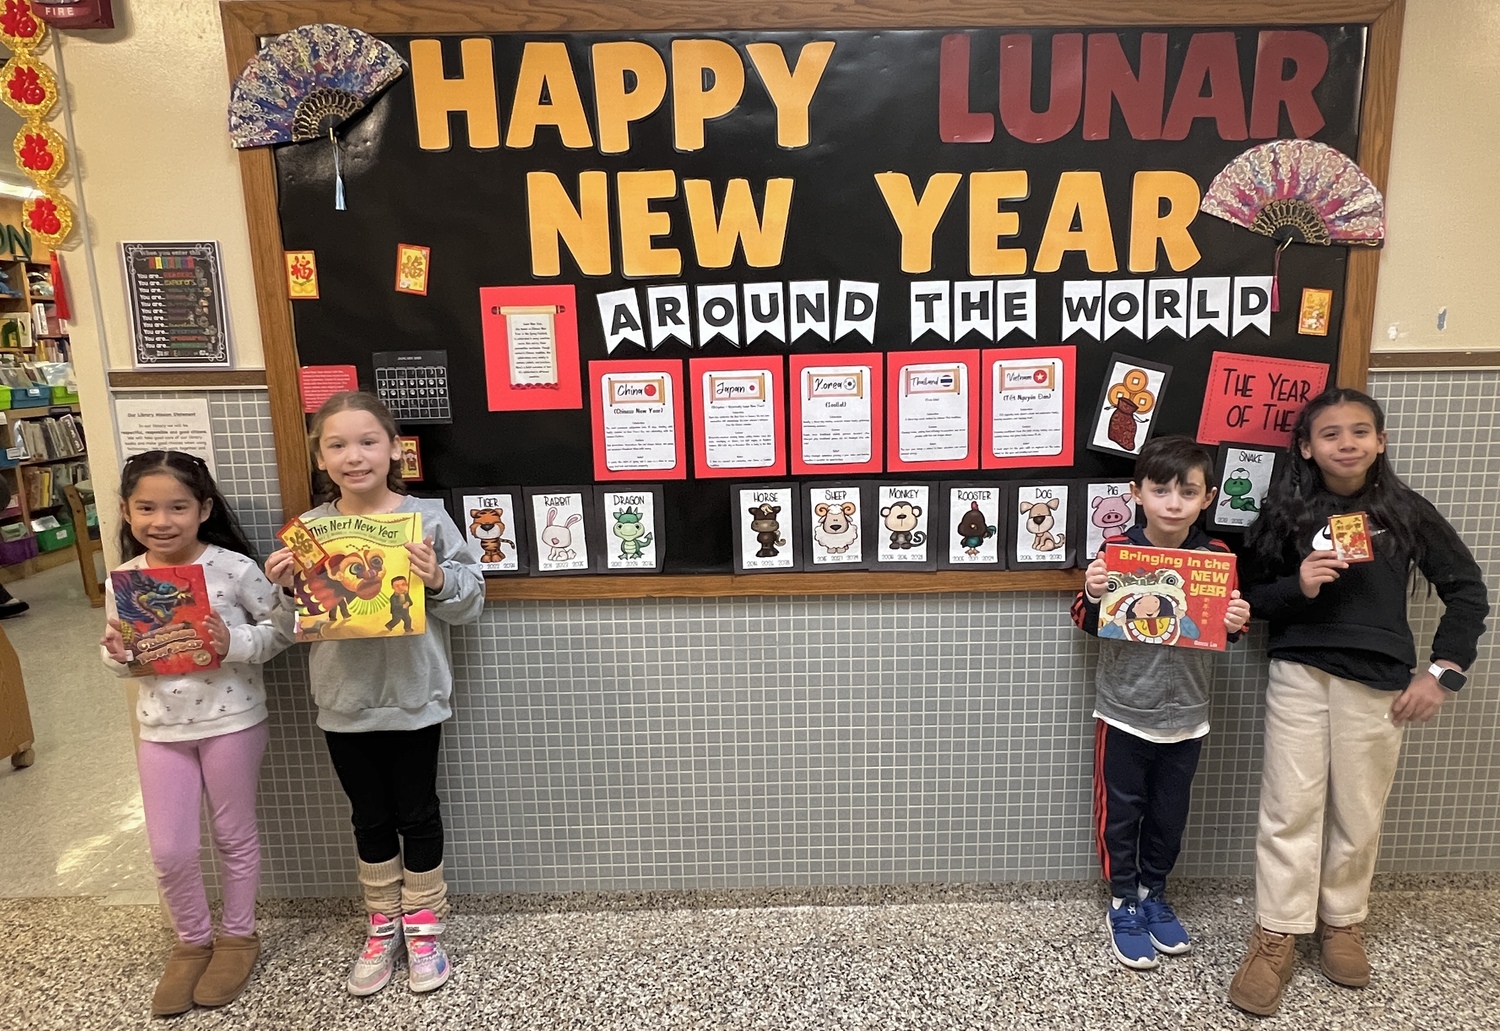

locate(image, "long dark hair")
[[307, 391, 405, 503], [118, 451, 257, 561], [1243, 387, 1424, 581]]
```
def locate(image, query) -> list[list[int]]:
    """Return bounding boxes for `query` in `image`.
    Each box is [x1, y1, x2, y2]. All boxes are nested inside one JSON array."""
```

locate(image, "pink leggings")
[[136, 721, 269, 945]]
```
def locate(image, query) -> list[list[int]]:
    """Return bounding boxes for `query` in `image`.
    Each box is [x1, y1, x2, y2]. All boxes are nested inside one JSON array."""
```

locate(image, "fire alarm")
[[31, 1, 115, 31]]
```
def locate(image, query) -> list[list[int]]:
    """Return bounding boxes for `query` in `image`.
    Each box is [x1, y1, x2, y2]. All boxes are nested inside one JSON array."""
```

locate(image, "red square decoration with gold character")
[[0, 0, 74, 247]]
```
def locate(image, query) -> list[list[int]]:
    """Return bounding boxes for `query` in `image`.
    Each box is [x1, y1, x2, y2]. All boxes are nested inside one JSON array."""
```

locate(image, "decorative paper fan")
[[228, 24, 406, 149], [1200, 140, 1385, 246]]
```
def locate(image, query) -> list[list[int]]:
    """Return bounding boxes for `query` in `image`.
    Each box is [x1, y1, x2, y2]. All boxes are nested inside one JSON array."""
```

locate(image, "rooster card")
[[290, 513, 424, 640]]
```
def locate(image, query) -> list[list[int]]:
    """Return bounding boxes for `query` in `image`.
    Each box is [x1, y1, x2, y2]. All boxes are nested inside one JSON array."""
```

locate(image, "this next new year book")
[[111, 564, 222, 676], [289, 512, 426, 641], [1097, 543, 1238, 652]]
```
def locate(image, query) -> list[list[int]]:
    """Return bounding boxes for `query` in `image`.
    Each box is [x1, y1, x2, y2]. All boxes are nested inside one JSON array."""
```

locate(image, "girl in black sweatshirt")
[[1227, 387, 1488, 1017]]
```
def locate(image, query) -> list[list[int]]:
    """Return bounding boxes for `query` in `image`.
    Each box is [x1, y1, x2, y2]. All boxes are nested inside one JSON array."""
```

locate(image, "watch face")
[[1439, 669, 1465, 690]]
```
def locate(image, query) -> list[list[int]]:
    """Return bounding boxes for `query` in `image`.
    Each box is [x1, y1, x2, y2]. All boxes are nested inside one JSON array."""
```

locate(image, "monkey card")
[[452, 487, 527, 576], [1328, 511, 1374, 563], [733, 483, 802, 573], [868, 483, 937, 571], [804, 482, 868, 568]]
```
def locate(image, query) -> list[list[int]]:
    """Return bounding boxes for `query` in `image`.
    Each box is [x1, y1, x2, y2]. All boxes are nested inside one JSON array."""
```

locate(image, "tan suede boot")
[[192, 933, 260, 1007], [1228, 925, 1297, 1017], [1318, 922, 1371, 987], [151, 941, 213, 1017]]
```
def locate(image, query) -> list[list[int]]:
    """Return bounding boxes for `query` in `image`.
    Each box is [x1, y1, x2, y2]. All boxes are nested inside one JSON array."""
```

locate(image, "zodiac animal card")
[[290, 513, 425, 641], [453, 487, 527, 575], [938, 482, 1004, 569], [1097, 543, 1237, 651], [869, 483, 937, 571], [110, 565, 221, 676], [524, 488, 594, 575], [733, 483, 802, 573], [805, 482, 867, 568], [597, 485, 665, 573], [1087, 355, 1172, 458], [1082, 482, 1136, 566], [1211, 444, 1279, 530], [1010, 482, 1075, 569]]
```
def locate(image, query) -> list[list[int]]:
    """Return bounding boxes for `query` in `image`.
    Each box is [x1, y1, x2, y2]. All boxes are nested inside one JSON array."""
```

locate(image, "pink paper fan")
[[1200, 140, 1385, 246]]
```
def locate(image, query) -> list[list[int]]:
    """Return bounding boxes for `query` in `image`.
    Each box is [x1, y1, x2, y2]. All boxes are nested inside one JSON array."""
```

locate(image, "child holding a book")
[[264, 391, 483, 997], [1070, 435, 1251, 969], [1228, 388, 1488, 1016], [100, 450, 292, 1016]]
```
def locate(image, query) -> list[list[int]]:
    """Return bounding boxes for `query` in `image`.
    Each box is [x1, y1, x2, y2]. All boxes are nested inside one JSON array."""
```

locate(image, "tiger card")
[[1328, 511, 1374, 563]]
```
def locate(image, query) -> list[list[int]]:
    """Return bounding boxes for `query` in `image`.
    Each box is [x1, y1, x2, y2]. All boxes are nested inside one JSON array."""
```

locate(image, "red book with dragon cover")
[[1097, 544, 1237, 651], [111, 565, 222, 676]]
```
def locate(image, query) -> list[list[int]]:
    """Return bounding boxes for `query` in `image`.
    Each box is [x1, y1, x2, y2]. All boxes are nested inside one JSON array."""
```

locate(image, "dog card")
[[733, 483, 802, 573], [868, 483, 937, 571], [938, 482, 1004, 570], [596, 485, 666, 573], [804, 482, 868, 568], [452, 487, 527, 576], [523, 488, 595, 575], [1082, 482, 1136, 567], [1328, 511, 1374, 563], [1010, 482, 1075, 569]]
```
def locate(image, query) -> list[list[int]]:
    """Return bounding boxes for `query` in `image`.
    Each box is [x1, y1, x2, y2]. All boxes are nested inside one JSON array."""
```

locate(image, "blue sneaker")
[[1140, 891, 1192, 954], [1107, 898, 1160, 969]]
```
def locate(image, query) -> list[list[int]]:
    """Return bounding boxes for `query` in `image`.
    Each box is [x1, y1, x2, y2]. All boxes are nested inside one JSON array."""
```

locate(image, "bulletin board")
[[222, 0, 1405, 599]]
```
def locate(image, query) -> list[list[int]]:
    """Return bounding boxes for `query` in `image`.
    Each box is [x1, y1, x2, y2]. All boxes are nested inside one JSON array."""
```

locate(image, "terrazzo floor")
[[3, 876, 1499, 1030]]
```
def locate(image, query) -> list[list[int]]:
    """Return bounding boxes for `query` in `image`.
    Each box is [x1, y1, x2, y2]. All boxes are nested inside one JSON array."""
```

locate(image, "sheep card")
[[452, 487, 528, 576], [523, 487, 595, 575], [1087, 354, 1173, 459], [1211, 442, 1280, 531], [594, 485, 666, 573], [804, 482, 869, 568], [868, 483, 937, 571], [1009, 481, 1076, 569], [733, 483, 803, 573], [937, 482, 1005, 570], [1081, 482, 1137, 567]]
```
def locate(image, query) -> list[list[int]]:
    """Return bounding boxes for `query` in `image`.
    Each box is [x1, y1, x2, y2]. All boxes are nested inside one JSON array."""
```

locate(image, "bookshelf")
[[0, 403, 89, 578], [0, 259, 68, 364]]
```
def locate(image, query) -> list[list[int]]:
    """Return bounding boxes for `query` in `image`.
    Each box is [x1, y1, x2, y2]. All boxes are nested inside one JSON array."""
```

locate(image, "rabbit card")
[[524, 488, 595, 575]]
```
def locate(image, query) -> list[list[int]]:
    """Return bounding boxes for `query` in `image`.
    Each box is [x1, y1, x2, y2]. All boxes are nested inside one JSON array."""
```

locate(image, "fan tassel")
[[1270, 238, 1291, 313], [330, 127, 346, 211]]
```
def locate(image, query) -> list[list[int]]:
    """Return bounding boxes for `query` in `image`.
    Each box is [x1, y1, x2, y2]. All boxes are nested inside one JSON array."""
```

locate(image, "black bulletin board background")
[[273, 24, 1366, 576]]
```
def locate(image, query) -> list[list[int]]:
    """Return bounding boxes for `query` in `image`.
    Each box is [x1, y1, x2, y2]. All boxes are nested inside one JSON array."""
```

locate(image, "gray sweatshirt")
[[289, 495, 485, 733]]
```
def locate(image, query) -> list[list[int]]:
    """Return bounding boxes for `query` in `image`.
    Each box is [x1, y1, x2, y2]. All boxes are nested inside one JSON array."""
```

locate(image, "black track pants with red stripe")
[[1092, 719, 1203, 900]]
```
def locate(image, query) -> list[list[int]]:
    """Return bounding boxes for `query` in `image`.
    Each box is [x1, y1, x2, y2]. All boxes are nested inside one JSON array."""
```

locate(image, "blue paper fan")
[[228, 24, 406, 149]]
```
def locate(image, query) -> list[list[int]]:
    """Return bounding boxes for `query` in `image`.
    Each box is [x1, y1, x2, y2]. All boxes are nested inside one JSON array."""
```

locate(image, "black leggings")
[[323, 724, 445, 872]]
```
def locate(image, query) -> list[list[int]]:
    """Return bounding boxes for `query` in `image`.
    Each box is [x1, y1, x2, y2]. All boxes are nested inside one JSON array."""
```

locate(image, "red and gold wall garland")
[[1, 0, 72, 246]]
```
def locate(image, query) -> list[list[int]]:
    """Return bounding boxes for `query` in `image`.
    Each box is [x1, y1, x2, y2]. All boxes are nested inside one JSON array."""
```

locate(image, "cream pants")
[[1255, 659, 1404, 934]]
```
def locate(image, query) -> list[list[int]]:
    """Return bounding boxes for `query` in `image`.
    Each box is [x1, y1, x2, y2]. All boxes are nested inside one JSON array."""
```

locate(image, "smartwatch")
[[1428, 663, 1467, 692]]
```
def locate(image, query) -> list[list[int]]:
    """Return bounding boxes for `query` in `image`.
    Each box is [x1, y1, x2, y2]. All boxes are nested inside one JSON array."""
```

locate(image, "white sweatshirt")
[[103, 545, 293, 743]]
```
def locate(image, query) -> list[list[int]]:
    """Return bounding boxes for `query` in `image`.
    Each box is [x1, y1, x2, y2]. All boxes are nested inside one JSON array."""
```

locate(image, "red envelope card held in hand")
[[277, 517, 329, 574], [110, 565, 222, 676], [1328, 512, 1374, 563]]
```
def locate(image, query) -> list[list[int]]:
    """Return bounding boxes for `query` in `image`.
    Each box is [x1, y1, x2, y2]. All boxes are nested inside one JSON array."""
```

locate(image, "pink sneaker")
[[346, 913, 402, 996], [402, 909, 450, 992]]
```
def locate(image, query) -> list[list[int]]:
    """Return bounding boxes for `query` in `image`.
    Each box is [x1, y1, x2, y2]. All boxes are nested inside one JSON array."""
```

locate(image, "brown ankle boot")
[[151, 941, 213, 1017], [191, 934, 261, 1007], [1228, 924, 1297, 1017], [1318, 922, 1370, 987]]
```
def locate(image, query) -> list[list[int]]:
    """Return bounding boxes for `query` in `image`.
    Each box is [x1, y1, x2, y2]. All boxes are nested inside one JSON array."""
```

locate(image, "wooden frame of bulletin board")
[[220, 0, 1404, 601]]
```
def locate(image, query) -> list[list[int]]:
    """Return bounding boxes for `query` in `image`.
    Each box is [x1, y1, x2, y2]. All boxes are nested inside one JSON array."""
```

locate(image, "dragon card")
[[110, 565, 222, 677], [1097, 544, 1237, 652], [289, 513, 425, 640]]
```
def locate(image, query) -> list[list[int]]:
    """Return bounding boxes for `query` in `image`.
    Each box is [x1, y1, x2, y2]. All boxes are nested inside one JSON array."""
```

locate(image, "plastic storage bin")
[[9, 387, 48, 409], [0, 534, 38, 565], [50, 386, 80, 404], [36, 525, 73, 552]]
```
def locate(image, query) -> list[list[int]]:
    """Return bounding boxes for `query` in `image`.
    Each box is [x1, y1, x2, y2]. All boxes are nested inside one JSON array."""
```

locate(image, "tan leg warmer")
[[401, 863, 449, 920], [357, 856, 404, 918]]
